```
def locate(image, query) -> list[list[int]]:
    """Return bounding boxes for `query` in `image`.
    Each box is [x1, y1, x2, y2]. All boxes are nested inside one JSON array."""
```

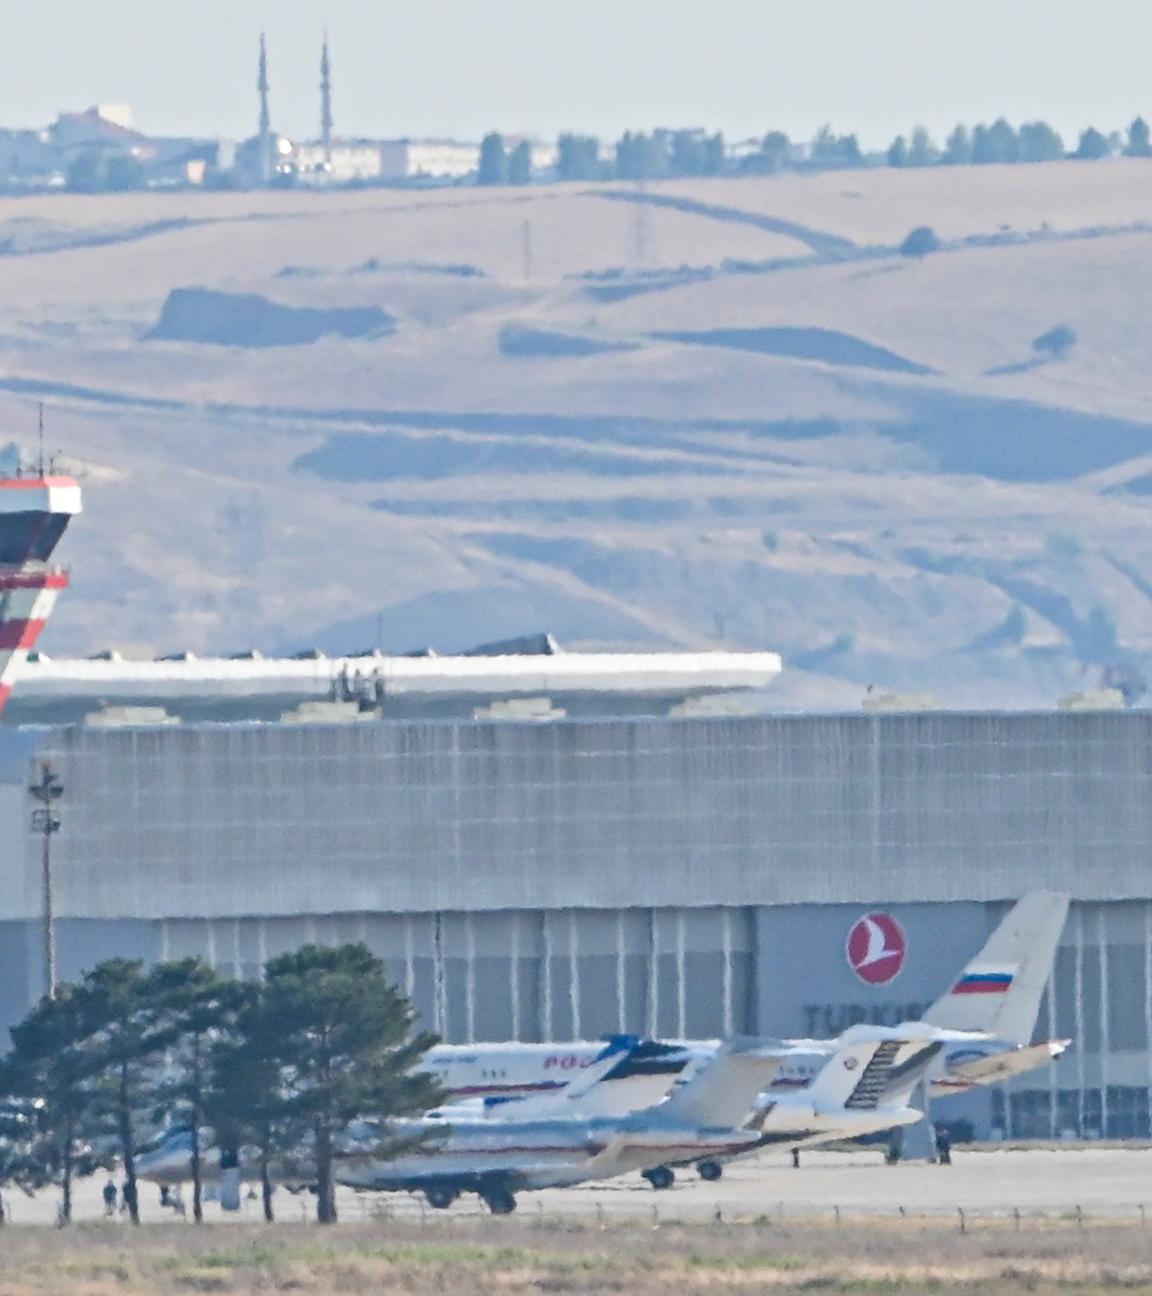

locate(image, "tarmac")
[[6, 1146, 1152, 1227]]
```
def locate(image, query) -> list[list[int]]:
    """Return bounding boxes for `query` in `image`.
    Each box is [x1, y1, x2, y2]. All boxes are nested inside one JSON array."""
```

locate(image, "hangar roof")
[[7, 646, 783, 725]]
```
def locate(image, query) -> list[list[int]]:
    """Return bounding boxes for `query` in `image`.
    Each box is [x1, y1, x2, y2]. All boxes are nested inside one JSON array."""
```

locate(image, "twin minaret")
[[257, 33, 333, 179], [320, 36, 333, 165], [257, 33, 272, 183]]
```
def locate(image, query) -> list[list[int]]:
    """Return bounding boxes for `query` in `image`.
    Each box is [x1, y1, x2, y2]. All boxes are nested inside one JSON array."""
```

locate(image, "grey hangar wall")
[[0, 710, 1149, 1137]]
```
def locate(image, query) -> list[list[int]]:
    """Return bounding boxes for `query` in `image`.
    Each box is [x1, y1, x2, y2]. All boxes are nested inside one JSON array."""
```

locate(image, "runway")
[[7, 1147, 1152, 1226]]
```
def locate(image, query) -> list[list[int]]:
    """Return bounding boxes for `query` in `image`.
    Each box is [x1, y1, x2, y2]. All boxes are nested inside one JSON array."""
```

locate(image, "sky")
[[4, 1, 1152, 149]]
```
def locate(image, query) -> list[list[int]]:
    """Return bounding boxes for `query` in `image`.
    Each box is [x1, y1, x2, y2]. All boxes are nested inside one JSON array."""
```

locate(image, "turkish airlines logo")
[[846, 912, 907, 985]]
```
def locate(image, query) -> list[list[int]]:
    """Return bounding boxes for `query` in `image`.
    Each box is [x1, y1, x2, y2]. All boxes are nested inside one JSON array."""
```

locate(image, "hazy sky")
[[5, 1, 1151, 148]]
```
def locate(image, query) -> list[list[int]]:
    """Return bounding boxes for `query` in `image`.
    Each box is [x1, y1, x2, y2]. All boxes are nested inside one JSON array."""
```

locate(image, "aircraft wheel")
[[643, 1165, 675, 1190], [482, 1186, 517, 1215], [697, 1159, 723, 1182], [425, 1186, 458, 1210]]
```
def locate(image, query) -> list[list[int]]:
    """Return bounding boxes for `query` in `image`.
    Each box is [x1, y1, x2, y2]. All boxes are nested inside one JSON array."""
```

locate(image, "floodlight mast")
[[28, 761, 63, 998]]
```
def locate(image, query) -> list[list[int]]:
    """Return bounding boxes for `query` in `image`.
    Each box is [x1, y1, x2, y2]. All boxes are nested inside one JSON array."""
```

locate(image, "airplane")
[[420, 891, 1070, 1118], [132, 1034, 645, 1209], [137, 1027, 961, 1214]]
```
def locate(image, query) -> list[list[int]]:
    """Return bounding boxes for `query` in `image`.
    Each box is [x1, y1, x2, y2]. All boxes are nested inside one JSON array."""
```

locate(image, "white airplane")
[[421, 891, 1070, 1117], [137, 1026, 961, 1213]]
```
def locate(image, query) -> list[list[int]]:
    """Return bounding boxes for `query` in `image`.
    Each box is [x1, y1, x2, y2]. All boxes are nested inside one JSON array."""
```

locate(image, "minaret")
[[257, 32, 272, 184], [320, 34, 333, 167]]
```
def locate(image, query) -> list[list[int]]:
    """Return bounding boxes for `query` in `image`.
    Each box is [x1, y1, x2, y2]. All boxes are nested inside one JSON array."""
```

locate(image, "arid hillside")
[[5, 160, 1152, 707]]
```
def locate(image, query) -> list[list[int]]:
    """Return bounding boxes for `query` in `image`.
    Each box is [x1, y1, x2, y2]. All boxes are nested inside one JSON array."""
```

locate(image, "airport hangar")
[[0, 642, 1147, 1141]]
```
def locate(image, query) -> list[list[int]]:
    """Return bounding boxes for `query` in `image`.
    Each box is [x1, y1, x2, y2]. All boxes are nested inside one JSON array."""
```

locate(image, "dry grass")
[[6, 164, 1152, 690], [6, 1215, 1152, 1296]]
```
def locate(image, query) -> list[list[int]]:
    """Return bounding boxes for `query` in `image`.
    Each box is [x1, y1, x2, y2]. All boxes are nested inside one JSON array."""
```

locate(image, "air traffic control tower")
[[0, 470, 81, 713]]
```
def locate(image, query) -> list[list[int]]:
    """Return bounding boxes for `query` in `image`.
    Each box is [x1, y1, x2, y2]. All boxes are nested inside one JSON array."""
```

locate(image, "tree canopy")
[[477, 132, 508, 185], [259, 944, 441, 1223], [1033, 324, 1078, 359], [1074, 127, 1111, 160], [0, 945, 437, 1226], [507, 140, 533, 186], [556, 133, 601, 180], [1125, 117, 1152, 157]]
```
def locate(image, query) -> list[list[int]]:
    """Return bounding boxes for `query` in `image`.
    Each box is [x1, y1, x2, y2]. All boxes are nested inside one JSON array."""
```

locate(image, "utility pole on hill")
[[522, 218, 533, 281]]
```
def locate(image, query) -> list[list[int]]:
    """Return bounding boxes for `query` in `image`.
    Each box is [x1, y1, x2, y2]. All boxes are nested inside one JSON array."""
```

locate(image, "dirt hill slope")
[[5, 161, 1152, 708]]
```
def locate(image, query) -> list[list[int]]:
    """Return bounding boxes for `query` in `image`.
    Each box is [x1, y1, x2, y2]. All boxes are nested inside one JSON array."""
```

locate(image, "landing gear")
[[697, 1159, 723, 1182], [481, 1185, 517, 1215], [642, 1165, 675, 1190], [425, 1185, 458, 1210]]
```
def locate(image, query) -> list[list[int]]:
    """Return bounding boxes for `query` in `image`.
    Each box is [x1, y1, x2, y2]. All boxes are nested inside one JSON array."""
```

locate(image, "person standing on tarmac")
[[935, 1127, 953, 1165]]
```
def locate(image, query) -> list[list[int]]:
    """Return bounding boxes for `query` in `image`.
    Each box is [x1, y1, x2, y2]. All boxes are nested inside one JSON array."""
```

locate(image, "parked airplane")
[[422, 891, 1070, 1117], [139, 1027, 961, 1213]]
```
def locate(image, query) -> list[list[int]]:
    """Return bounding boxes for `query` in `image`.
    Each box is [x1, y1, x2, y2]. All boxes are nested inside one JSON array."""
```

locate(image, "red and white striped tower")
[[0, 474, 81, 716]]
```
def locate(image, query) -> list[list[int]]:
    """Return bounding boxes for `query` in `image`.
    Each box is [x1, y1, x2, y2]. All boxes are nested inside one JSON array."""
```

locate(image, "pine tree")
[[810, 126, 862, 169], [887, 135, 908, 168], [942, 124, 972, 165], [1125, 116, 1152, 157], [1, 986, 99, 1224], [556, 133, 600, 180], [73, 960, 186, 1224], [507, 140, 533, 185], [1018, 121, 1064, 162], [206, 983, 291, 1223], [615, 131, 667, 180], [907, 126, 938, 166], [1074, 127, 1110, 160], [477, 132, 508, 185], [153, 960, 244, 1223], [260, 944, 441, 1224], [970, 118, 1020, 163], [702, 132, 725, 175], [755, 130, 791, 173], [667, 129, 724, 176]]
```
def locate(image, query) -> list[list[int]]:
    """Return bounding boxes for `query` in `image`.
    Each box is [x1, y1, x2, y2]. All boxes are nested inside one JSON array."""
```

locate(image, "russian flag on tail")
[[952, 966, 1016, 995]]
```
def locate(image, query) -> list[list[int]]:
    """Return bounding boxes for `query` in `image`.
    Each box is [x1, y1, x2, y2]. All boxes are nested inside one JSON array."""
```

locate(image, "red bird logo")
[[846, 912, 907, 985]]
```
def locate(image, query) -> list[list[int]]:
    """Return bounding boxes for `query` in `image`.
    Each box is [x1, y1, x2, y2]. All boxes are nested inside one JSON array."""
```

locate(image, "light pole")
[[28, 761, 63, 999]]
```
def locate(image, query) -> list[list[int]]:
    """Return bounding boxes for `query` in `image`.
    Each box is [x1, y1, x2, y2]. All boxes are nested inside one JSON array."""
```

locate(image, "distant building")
[[92, 103, 134, 131], [234, 132, 293, 187], [294, 140, 384, 184], [289, 138, 481, 185], [50, 106, 149, 155], [383, 139, 478, 180], [146, 138, 236, 188], [0, 128, 59, 189]]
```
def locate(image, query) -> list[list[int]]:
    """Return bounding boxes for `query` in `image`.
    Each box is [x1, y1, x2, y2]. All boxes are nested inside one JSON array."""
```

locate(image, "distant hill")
[[5, 161, 1152, 708]]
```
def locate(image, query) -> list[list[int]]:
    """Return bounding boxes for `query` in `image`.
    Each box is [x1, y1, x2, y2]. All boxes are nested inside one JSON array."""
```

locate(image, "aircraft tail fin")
[[478, 1036, 641, 1119], [826, 1024, 977, 1110], [806, 1038, 896, 1113], [653, 1039, 789, 1128], [921, 892, 1069, 1044]]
